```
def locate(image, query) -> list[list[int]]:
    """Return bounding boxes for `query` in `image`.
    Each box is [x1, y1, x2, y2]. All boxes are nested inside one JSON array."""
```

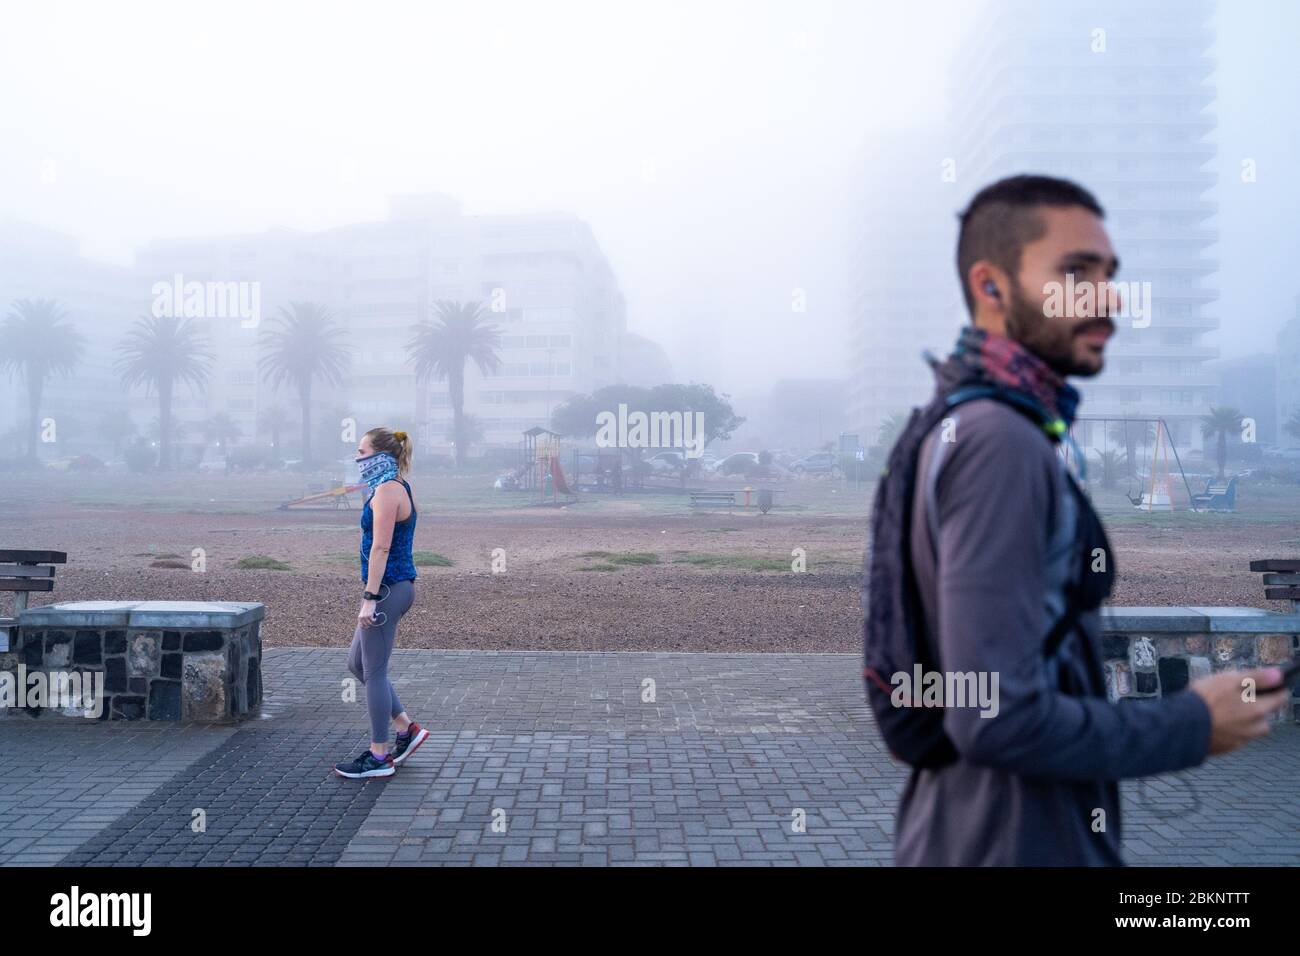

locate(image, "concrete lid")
[[1101, 606, 1300, 633], [18, 600, 264, 630]]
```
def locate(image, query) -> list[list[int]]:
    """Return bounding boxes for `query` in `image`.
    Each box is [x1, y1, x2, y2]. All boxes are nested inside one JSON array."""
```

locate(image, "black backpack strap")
[[1042, 602, 1080, 660]]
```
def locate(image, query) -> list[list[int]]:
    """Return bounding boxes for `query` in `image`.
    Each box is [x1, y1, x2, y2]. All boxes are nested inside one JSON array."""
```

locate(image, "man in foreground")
[[863, 174, 1290, 865]]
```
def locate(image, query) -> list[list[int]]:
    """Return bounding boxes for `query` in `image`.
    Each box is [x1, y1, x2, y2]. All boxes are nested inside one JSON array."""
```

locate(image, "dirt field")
[[4, 470, 1298, 652]]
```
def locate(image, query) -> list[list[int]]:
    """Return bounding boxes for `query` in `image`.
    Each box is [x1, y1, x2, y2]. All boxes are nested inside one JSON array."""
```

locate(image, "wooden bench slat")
[[0, 550, 67, 564], [0, 579, 54, 592], [1263, 587, 1300, 600], [1263, 573, 1300, 586], [1251, 559, 1300, 572], [0, 566, 56, 578]]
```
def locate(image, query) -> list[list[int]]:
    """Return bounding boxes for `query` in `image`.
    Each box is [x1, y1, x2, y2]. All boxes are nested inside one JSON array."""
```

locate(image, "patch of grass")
[[608, 552, 659, 565], [578, 563, 620, 572], [673, 552, 790, 572], [673, 553, 728, 567], [234, 555, 292, 571], [149, 559, 190, 569], [574, 550, 658, 565], [413, 550, 453, 567]]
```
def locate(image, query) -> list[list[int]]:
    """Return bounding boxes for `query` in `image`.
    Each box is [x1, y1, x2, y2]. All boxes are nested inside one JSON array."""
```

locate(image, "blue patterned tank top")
[[360, 477, 418, 585]]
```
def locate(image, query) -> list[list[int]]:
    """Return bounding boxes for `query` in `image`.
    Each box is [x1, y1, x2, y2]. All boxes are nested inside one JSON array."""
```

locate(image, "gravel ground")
[[2, 471, 1296, 652]]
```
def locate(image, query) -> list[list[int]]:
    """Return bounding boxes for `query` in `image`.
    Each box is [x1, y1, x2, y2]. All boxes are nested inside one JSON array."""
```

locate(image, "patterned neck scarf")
[[357, 451, 399, 491], [937, 325, 1081, 430]]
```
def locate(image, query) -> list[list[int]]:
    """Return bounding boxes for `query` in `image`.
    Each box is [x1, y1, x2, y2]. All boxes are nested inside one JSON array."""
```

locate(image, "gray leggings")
[[346, 579, 416, 744]]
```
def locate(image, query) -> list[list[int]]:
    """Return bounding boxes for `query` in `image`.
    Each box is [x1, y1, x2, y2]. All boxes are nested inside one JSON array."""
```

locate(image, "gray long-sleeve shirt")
[[894, 398, 1212, 866]]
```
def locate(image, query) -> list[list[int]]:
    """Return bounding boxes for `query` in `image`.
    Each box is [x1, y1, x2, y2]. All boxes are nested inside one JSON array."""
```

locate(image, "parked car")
[[791, 451, 843, 477], [714, 452, 760, 476]]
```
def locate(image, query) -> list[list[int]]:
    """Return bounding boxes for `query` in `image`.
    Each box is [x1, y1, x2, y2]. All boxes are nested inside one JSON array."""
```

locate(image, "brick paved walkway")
[[2, 648, 1297, 866]]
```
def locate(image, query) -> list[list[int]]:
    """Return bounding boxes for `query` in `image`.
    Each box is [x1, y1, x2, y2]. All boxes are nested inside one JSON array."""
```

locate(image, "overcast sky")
[[2, 0, 1296, 397]]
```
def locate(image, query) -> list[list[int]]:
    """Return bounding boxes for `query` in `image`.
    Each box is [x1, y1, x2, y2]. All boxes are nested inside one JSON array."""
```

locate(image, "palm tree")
[[1200, 406, 1244, 481], [257, 401, 292, 458], [0, 299, 86, 461], [407, 300, 501, 468], [258, 303, 350, 470], [115, 314, 213, 472]]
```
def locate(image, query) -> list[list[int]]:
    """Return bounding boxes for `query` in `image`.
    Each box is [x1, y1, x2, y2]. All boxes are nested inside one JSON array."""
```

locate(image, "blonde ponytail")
[[364, 427, 414, 476]]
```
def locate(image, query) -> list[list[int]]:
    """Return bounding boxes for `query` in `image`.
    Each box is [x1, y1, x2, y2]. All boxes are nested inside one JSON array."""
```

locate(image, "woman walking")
[[334, 427, 430, 779]]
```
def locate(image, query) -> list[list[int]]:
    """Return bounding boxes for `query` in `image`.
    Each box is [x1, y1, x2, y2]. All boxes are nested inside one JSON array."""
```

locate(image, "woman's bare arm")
[[365, 483, 402, 595]]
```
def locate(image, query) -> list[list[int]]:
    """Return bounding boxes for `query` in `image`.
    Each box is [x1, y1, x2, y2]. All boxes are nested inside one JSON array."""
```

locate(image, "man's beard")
[[1003, 283, 1104, 378]]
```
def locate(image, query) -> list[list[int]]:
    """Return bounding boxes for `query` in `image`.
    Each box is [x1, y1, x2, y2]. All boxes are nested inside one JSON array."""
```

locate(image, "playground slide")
[[549, 456, 574, 495]]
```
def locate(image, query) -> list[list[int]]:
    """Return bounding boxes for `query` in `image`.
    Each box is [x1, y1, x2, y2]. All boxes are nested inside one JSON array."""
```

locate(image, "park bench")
[[690, 491, 736, 509], [1190, 475, 1238, 512], [1251, 558, 1300, 613], [0, 549, 67, 651]]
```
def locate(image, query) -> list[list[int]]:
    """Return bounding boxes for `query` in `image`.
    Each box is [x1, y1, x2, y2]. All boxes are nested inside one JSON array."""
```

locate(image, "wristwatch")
[[363, 590, 382, 601]]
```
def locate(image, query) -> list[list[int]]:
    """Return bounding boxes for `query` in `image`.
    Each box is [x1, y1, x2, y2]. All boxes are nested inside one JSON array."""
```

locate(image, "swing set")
[[1067, 417, 1202, 512]]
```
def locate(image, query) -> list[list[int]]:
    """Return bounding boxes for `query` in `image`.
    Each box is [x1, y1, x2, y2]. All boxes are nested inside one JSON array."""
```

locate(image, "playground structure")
[[279, 481, 366, 510], [520, 427, 577, 504], [1067, 416, 1212, 512], [513, 428, 671, 496]]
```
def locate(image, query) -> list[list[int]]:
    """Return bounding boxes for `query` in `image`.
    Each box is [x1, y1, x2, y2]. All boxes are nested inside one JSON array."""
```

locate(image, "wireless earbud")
[[983, 280, 1000, 299]]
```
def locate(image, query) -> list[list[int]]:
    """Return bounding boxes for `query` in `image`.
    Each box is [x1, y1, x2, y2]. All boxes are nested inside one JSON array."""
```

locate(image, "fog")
[[2, 0, 1299, 459]]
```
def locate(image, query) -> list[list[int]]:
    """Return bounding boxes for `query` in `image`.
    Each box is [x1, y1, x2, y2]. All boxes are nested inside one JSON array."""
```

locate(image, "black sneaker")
[[334, 749, 395, 779], [391, 722, 429, 767]]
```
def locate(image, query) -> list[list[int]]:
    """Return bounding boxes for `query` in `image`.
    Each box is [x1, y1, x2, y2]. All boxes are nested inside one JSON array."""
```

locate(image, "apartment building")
[[844, 134, 965, 446]]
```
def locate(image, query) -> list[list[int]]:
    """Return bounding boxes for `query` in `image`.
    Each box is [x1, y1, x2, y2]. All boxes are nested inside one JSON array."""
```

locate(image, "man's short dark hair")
[[956, 174, 1105, 315]]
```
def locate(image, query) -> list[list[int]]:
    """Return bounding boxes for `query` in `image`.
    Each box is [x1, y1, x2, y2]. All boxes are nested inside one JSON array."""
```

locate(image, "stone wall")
[[1101, 607, 1300, 721], [3, 601, 264, 722]]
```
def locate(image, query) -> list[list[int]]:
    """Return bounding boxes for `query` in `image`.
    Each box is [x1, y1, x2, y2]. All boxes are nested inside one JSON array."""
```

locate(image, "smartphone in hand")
[[1262, 659, 1300, 694]]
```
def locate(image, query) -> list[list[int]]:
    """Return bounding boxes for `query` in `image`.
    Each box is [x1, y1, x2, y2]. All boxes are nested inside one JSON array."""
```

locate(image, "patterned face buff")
[[357, 451, 399, 490]]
